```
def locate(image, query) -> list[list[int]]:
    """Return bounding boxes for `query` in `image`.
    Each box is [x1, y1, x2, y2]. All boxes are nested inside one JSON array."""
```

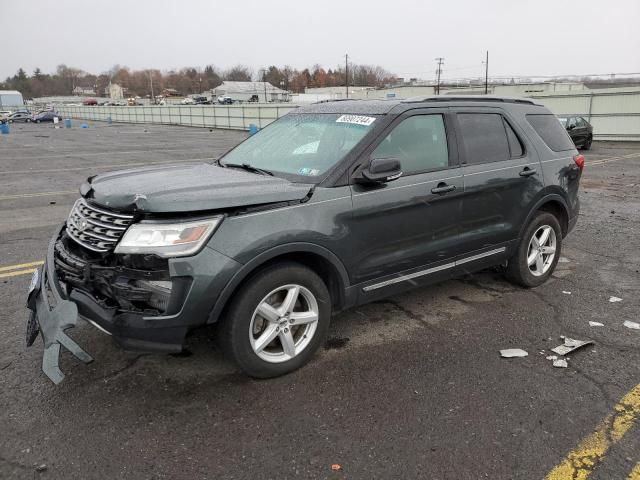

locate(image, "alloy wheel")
[[249, 284, 319, 363], [527, 225, 557, 277]]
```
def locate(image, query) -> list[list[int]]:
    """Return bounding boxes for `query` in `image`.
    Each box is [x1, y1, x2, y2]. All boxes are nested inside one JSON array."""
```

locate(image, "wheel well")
[[537, 200, 568, 236], [214, 252, 346, 323]]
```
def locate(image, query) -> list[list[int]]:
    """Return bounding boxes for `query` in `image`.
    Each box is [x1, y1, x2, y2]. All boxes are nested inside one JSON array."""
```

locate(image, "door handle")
[[519, 167, 537, 177], [431, 183, 456, 194]]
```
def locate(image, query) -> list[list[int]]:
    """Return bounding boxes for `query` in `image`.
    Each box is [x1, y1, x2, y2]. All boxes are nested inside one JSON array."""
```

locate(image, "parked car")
[[82, 98, 98, 106], [217, 95, 234, 105], [558, 116, 593, 150], [192, 96, 210, 105], [7, 110, 32, 123], [32, 110, 62, 123], [27, 97, 583, 383]]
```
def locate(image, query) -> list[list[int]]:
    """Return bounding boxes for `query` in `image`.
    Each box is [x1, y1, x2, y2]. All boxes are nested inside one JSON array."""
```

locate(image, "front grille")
[[66, 198, 134, 253]]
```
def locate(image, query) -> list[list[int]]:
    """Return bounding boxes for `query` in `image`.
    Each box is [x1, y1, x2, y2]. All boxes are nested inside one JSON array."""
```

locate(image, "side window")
[[567, 117, 578, 128], [371, 115, 449, 175], [576, 117, 587, 127], [457, 113, 510, 164], [526, 114, 575, 152], [504, 119, 524, 158]]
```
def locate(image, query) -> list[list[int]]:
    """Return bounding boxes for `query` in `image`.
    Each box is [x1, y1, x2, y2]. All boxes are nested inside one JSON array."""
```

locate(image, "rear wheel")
[[582, 135, 592, 150], [219, 262, 331, 378], [506, 212, 562, 287]]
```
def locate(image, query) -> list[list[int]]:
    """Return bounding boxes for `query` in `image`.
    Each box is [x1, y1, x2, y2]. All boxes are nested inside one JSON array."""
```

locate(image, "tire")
[[505, 212, 562, 288], [26, 118, 31, 123], [582, 135, 592, 150], [219, 262, 331, 378], [35, 119, 40, 123]]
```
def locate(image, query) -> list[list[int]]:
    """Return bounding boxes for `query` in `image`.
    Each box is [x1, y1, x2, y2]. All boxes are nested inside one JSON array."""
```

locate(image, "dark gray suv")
[[27, 97, 583, 383]]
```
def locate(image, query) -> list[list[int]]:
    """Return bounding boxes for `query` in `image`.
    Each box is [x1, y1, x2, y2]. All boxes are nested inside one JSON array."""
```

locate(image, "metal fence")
[[55, 90, 640, 140], [530, 89, 640, 141], [55, 104, 299, 131]]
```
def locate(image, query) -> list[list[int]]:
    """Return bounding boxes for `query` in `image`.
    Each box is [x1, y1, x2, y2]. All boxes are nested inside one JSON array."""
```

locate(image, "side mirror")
[[567, 124, 575, 130], [358, 157, 403, 184]]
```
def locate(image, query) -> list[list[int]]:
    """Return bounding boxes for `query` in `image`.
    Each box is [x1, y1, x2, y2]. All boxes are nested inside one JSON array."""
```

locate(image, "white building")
[[105, 83, 125, 100], [0, 90, 24, 108], [212, 81, 288, 102]]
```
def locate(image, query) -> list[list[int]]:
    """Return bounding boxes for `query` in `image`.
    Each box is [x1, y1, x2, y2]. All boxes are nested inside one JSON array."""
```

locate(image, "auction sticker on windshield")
[[336, 115, 376, 126]]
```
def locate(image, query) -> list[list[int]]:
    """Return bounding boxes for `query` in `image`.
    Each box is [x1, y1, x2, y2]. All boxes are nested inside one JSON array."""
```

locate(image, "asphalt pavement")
[[0, 121, 638, 480]]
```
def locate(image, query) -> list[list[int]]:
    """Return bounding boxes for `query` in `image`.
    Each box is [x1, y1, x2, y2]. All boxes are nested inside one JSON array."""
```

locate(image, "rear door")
[[453, 108, 543, 265], [349, 109, 465, 297]]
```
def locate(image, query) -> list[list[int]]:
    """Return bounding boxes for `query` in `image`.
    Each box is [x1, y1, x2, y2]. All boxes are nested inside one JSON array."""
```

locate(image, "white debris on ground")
[[589, 321, 605, 327], [562, 291, 572, 295], [609, 296, 623, 303], [553, 358, 569, 368], [623, 320, 640, 330], [500, 349, 528, 358], [546, 355, 557, 361], [558, 257, 571, 263], [551, 337, 594, 356]]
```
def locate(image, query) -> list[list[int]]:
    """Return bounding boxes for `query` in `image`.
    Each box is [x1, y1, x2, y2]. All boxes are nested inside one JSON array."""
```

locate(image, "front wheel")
[[506, 212, 562, 288], [219, 262, 331, 378]]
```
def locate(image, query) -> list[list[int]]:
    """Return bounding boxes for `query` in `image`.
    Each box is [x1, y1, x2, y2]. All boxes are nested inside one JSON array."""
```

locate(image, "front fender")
[[207, 242, 350, 324]]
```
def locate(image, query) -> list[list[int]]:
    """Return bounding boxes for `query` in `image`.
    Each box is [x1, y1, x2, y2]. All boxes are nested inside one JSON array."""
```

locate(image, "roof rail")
[[403, 96, 538, 105], [312, 98, 361, 104]]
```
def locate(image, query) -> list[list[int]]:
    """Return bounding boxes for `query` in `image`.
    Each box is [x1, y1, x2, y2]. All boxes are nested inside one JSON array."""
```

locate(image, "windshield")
[[557, 117, 568, 127], [221, 113, 378, 178]]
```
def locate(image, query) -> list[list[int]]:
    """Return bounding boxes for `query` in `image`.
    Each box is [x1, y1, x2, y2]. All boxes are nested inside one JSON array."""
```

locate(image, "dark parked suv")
[[27, 97, 583, 383]]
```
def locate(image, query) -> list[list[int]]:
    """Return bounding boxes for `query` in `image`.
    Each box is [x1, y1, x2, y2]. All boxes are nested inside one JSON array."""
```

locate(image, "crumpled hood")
[[81, 163, 313, 213]]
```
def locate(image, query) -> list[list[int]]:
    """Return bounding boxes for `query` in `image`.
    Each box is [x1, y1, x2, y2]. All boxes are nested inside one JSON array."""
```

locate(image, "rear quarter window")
[[526, 114, 575, 152]]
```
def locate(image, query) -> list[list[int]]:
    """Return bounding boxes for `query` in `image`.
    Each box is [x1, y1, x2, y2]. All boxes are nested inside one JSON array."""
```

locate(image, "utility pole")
[[262, 69, 268, 103], [345, 54, 349, 99], [149, 70, 154, 103], [435, 57, 444, 95], [484, 51, 489, 94]]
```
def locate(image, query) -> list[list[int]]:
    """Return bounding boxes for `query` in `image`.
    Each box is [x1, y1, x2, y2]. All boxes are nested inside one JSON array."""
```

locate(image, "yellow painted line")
[[0, 190, 76, 200], [546, 383, 640, 480], [0, 261, 44, 273], [0, 268, 37, 279], [588, 152, 640, 166], [628, 463, 640, 480]]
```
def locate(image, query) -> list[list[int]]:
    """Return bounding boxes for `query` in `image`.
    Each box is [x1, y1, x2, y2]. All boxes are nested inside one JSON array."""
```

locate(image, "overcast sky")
[[4, 0, 640, 81]]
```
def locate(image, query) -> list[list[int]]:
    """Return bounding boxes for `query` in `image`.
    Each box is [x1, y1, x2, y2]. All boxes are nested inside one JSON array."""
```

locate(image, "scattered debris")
[[546, 355, 557, 361], [551, 337, 594, 356], [331, 464, 342, 472], [558, 257, 570, 263], [609, 296, 623, 303], [553, 358, 568, 368], [35, 464, 47, 472], [624, 321, 640, 330], [589, 321, 604, 327], [562, 291, 571, 295], [500, 349, 528, 358], [49, 201, 56, 205]]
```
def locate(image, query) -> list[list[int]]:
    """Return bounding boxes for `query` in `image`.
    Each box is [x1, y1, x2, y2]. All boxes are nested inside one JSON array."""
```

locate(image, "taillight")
[[574, 154, 585, 171]]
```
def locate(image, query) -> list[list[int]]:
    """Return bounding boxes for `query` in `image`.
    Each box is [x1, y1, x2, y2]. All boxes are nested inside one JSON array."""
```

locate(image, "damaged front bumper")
[[27, 224, 242, 384]]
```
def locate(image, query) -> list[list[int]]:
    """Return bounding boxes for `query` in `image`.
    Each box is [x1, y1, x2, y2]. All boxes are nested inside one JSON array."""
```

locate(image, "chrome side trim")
[[81, 316, 113, 336], [455, 247, 506, 266], [362, 262, 455, 292], [362, 247, 507, 292]]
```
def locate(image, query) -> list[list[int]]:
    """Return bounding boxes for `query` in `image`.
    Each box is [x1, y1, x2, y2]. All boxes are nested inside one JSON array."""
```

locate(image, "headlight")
[[114, 217, 223, 258]]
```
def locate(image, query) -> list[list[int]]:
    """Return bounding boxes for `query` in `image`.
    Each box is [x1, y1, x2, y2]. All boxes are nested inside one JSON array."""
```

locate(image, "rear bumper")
[[27, 224, 242, 384]]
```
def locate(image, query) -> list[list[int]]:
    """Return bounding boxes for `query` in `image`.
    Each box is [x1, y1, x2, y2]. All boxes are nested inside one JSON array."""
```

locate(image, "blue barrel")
[[0, 123, 9, 135], [80, 123, 89, 129], [248, 124, 258, 135], [107, 116, 112, 125], [64, 118, 72, 128]]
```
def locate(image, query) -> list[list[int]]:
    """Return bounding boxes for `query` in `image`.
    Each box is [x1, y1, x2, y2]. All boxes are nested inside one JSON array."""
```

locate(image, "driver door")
[[347, 109, 465, 299]]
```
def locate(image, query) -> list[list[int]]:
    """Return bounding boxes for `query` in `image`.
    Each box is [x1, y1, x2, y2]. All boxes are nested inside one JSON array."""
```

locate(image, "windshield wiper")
[[223, 162, 274, 176]]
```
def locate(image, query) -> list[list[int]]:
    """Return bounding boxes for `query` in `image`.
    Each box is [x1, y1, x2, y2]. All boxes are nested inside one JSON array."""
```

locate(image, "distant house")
[[161, 88, 183, 97], [212, 81, 289, 102], [105, 83, 127, 100], [72, 86, 96, 96]]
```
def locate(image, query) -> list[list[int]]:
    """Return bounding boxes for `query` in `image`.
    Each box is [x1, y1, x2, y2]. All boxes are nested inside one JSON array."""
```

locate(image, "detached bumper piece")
[[26, 228, 94, 384]]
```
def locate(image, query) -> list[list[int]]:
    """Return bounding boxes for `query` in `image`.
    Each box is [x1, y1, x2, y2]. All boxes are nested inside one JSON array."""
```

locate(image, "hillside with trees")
[[1, 63, 396, 99]]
